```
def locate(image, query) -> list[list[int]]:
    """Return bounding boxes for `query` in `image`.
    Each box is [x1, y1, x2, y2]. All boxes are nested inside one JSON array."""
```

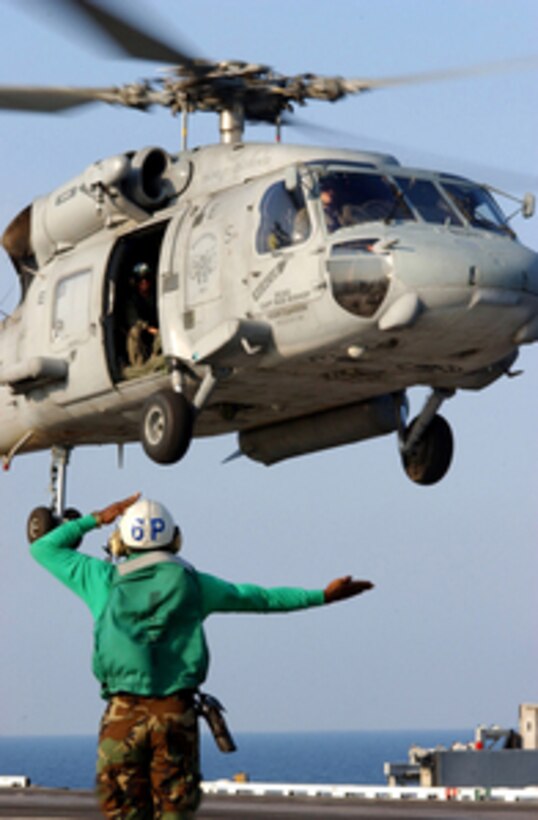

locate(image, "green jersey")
[[30, 515, 325, 697]]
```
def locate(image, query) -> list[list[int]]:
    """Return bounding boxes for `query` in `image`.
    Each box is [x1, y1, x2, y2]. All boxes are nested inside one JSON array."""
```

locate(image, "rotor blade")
[[39, 0, 200, 66], [284, 115, 538, 192], [340, 55, 538, 95], [0, 86, 129, 113]]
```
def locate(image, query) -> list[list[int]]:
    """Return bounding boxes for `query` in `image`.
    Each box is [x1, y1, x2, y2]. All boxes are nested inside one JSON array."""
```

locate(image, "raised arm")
[[30, 492, 141, 616]]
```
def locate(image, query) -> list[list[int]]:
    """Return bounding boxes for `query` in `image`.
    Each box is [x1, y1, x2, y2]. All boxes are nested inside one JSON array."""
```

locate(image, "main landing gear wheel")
[[140, 389, 194, 464], [402, 414, 454, 486]]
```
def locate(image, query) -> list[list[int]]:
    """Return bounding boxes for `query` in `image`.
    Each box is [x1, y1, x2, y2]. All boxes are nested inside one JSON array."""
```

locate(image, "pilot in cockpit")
[[319, 176, 346, 232]]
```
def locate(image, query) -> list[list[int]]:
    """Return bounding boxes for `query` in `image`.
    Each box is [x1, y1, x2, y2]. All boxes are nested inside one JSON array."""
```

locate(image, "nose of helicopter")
[[511, 242, 538, 343], [373, 231, 538, 350], [464, 239, 538, 346], [475, 239, 538, 295]]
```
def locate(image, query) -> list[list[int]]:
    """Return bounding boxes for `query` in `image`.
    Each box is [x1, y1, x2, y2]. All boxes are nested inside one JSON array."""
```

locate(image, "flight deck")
[[1, 786, 537, 819]]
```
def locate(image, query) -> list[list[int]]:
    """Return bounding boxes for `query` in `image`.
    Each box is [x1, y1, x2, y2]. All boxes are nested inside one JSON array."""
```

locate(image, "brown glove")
[[324, 575, 374, 604], [94, 492, 141, 527]]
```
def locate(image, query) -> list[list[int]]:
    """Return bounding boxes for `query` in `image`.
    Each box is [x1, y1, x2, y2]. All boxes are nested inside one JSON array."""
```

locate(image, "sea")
[[0, 729, 472, 790]]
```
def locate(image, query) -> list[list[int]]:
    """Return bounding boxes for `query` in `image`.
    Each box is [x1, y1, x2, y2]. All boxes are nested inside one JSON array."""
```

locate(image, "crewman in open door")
[[124, 262, 162, 373]]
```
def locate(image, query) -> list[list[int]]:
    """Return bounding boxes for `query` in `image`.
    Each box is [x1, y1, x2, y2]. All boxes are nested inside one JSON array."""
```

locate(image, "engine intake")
[[123, 147, 174, 209]]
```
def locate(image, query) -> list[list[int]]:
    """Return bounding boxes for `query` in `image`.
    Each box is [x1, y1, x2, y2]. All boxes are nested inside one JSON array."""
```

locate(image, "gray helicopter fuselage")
[[0, 141, 537, 462]]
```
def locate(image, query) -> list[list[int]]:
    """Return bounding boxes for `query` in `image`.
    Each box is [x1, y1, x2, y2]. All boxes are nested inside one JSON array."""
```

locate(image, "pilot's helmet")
[[319, 175, 339, 199], [118, 498, 182, 552], [132, 261, 151, 280]]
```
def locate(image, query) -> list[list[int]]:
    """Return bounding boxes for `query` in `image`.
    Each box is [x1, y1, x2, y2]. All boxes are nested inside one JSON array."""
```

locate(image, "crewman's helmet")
[[132, 261, 151, 279], [118, 498, 181, 551]]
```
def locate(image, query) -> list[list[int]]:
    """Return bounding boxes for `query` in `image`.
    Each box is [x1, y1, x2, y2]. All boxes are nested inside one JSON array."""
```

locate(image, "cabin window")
[[256, 181, 311, 253], [394, 177, 462, 226], [51, 268, 92, 344], [441, 182, 509, 234], [318, 171, 414, 232]]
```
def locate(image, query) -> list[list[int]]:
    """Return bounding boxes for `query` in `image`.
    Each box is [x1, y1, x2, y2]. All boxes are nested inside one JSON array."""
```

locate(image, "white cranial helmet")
[[119, 498, 177, 550]]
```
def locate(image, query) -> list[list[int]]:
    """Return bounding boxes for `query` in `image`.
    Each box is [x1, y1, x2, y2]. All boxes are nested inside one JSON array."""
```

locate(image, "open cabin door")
[[104, 221, 169, 383]]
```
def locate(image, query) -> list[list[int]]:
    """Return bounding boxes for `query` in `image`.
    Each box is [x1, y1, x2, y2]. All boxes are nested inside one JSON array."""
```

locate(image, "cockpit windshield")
[[440, 180, 510, 235], [394, 177, 462, 226], [318, 170, 414, 232]]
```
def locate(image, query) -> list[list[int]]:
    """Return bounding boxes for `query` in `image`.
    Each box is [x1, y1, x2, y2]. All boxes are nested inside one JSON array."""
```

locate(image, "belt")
[[111, 689, 195, 701]]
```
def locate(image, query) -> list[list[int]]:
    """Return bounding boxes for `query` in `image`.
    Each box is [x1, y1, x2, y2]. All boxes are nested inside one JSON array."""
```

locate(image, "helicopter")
[[0, 0, 537, 540]]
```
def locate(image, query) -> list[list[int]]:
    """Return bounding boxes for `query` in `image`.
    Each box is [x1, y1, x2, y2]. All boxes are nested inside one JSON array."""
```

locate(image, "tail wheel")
[[402, 414, 454, 485], [27, 506, 58, 544], [140, 390, 194, 465]]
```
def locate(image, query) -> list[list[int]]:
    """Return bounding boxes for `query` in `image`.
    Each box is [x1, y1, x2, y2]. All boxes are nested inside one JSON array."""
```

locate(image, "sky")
[[0, 0, 537, 743]]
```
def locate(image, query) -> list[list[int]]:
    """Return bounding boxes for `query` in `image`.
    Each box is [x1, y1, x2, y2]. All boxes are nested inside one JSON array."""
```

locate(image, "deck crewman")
[[30, 493, 374, 819]]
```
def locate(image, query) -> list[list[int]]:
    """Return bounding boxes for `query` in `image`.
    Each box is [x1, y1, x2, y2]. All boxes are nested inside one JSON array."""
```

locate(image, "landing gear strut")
[[397, 389, 455, 485], [27, 446, 82, 543]]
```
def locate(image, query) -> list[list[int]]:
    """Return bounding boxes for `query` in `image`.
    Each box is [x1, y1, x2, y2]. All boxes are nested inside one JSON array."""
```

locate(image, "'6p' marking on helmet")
[[119, 498, 178, 550]]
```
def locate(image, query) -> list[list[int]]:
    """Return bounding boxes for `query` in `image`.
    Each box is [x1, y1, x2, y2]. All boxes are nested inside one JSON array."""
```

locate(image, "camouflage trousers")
[[96, 692, 201, 819]]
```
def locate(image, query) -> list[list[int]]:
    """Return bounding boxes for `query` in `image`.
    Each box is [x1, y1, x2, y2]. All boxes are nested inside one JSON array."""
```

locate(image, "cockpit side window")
[[318, 172, 414, 232], [441, 181, 510, 235], [256, 181, 311, 253], [395, 177, 462, 226]]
